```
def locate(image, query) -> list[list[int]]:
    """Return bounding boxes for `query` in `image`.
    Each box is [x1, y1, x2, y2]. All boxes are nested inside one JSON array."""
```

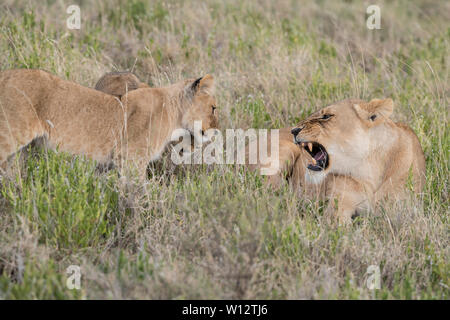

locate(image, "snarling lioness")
[[250, 98, 426, 224], [0, 69, 218, 177]]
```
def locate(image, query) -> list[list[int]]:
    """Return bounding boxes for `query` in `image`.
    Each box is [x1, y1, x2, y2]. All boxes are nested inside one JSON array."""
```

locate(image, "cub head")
[[291, 98, 394, 182], [94, 71, 149, 98], [181, 75, 219, 143]]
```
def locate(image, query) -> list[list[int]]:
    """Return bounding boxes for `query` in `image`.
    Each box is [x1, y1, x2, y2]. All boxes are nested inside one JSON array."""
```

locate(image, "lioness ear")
[[353, 98, 394, 126]]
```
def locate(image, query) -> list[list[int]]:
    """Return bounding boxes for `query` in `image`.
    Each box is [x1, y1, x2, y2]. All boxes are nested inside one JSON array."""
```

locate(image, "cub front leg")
[[114, 147, 150, 181]]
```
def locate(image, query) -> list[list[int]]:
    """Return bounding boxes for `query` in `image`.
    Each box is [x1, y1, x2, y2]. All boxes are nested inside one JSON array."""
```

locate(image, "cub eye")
[[321, 114, 332, 120], [212, 105, 217, 114]]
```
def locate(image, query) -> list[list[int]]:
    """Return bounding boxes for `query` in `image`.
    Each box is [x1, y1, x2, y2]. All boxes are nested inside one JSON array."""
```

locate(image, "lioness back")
[[394, 122, 426, 192]]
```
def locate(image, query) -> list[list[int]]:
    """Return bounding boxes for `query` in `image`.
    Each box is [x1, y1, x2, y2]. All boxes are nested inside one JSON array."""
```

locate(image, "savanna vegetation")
[[0, 0, 448, 299]]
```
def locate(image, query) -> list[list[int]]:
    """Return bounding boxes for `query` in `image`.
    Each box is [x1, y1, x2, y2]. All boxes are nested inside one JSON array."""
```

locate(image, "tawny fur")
[[94, 71, 204, 155], [248, 98, 426, 224], [0, 69, 218, 177], [94, 71, 149, 98]]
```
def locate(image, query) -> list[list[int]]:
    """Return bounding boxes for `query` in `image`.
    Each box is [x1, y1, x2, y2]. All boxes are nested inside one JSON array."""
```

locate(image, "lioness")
[[250, 98, 426, 224], [0, 69, 218, 177]]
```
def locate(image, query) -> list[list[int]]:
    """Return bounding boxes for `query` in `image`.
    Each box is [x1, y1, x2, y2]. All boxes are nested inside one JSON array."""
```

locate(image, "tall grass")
[[0, 0, 448, 299]]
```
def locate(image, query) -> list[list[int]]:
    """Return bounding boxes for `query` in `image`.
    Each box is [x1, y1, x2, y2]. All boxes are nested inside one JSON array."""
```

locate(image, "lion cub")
[[93, 71, 196, 156], [94, 71, 149, 98], [0, 69, 218, 177]]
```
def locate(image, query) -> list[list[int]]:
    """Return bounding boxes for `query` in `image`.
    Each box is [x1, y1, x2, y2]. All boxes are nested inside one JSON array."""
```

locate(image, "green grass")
[[2, 149, 118, 251], [0, 0, 448, 299]]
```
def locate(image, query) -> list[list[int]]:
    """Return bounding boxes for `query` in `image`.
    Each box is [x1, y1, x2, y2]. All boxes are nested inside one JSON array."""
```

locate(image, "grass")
[[0, 0, 448, 299]]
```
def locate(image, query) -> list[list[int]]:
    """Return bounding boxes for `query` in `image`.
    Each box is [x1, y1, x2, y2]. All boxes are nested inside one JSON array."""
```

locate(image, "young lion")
[[94, 71, 149, 98], [0, 69, 218, 177], [93, 71, 196, 156], [250, 99, 426, 224]]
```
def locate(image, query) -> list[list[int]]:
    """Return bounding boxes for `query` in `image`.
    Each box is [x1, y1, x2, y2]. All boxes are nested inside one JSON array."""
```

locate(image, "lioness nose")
[[291, 127, 302, 136]]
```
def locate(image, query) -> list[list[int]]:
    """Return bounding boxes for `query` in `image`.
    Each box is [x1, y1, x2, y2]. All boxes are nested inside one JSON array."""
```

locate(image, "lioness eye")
[[322, 114, 332, 120], [212, 105, 216, 114]]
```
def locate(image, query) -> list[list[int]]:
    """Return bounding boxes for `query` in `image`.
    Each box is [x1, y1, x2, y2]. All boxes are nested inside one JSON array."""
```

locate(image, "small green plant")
[[1, 149, 119, 251]]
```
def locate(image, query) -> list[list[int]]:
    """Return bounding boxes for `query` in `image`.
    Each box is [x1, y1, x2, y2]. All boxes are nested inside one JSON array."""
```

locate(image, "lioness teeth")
[[308, 142, 313, 152]]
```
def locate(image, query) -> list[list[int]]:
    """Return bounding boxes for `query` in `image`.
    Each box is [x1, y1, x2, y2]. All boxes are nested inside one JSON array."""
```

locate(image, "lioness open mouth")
[[297, 141, 329, 171]]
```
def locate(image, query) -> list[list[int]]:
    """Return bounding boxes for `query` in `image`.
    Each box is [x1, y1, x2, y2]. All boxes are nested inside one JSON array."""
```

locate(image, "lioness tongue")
[[314, 150, 325, 161]]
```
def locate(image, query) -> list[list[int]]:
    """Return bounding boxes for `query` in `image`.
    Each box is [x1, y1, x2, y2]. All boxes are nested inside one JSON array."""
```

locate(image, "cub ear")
[[95, 71, 143, 98], [353, 98, 394, 126], [189, 74, 215, 96], [138, 82, 150, 89]]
